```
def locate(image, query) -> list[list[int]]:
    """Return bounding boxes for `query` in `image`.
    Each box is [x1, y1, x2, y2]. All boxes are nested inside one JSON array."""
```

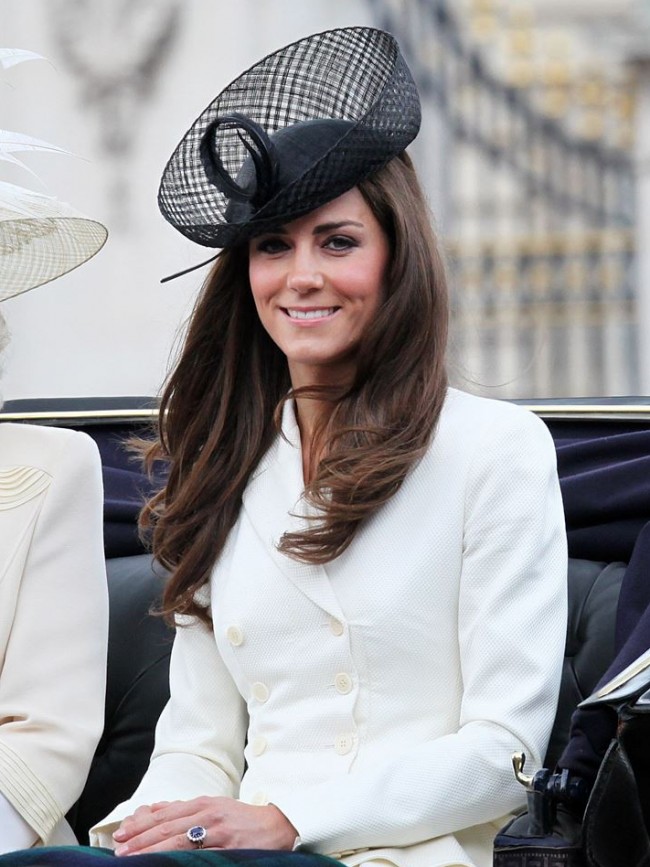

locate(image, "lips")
[[285, 307, 338, 320]]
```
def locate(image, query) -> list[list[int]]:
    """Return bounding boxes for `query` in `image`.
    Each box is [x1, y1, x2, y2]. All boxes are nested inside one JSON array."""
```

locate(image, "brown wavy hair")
[[141, 152, 449, 624]]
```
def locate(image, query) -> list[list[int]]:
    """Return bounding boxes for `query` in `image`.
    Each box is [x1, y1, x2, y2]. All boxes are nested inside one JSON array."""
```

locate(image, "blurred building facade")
[[2, 0, 648, 399], [372, 0, 647, 398]]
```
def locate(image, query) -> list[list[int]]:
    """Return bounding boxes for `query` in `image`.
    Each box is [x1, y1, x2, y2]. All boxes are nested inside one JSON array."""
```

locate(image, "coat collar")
[[241, 400, 344, 617]]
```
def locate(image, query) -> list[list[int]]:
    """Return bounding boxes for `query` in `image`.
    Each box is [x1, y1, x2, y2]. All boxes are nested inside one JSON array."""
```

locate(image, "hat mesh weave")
[[0, 183, 108, 300], [159, 27, 420, 248]]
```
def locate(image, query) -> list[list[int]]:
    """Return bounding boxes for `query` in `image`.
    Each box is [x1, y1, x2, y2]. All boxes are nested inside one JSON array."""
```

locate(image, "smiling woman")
[[2, 26, 567, 867], [248, 188, 390, 393]]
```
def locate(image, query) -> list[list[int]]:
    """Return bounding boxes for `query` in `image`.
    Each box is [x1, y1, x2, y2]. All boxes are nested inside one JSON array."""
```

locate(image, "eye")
[[254, 236, 290, 255], [324, 235, 358, 252]]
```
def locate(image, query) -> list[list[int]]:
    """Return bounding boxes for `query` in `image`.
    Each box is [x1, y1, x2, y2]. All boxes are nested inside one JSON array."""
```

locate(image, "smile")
[[285, 307, 338, 320]]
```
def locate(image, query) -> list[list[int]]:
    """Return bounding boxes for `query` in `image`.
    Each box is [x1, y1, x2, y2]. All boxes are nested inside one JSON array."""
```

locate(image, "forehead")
[[273, 187, 379, 235]]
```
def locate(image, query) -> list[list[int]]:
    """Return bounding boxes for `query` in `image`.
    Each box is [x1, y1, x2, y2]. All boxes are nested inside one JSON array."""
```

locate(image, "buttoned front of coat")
[[92, 388, 568, 867]]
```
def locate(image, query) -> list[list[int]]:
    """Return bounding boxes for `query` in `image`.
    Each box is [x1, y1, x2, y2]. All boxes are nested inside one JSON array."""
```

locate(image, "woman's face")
[[248, 187, 390, 388]]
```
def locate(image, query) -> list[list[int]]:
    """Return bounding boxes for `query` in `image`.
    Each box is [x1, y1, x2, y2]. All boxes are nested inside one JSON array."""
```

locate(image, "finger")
[[113, 805, 156, 843], [115, 831, 193, 857], [116, 800, 197, 841], [115, 815, 210, 855]]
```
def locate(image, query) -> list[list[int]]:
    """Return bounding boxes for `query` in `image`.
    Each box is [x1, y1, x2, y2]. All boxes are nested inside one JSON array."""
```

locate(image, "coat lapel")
[[241, 401, 344, 618]]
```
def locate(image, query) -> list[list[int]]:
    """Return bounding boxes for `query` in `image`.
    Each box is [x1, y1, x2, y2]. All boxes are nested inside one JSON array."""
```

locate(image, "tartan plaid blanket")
[[0, 848, 339, 867]]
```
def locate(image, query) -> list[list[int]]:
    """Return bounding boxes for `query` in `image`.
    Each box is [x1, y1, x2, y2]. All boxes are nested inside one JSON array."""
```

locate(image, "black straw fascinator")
[[158, 27, 421, 251]]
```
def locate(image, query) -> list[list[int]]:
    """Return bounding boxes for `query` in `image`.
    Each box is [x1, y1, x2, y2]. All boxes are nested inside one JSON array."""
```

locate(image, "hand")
[[112, 797, 298, 856]]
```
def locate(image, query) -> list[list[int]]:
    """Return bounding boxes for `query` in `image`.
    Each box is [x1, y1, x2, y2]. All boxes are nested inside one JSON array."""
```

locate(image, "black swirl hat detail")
[[158, 27, 421, 249]]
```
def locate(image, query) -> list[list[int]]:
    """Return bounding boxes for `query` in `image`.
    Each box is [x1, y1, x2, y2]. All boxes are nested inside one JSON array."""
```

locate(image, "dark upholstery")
[[544, 559, 624, 770], [67, 555, 173, 843]]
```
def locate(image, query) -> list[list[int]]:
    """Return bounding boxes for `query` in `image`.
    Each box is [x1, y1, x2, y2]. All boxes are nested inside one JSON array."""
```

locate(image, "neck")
[[288, 361, 354, 484], [293, 393, 323, 444], [293, 394, 327, 485]]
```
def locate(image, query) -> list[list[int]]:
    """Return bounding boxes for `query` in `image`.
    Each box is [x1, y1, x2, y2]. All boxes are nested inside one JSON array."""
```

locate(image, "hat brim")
[[0, 183, 108, 300]]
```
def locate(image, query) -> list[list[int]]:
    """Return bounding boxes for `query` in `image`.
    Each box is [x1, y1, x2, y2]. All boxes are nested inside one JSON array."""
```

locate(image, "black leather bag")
[[494, 653, 650, 867], [580, 681, 650, 867]]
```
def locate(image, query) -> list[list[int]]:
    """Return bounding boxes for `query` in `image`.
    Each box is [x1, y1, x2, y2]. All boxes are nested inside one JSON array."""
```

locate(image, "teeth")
[[287, 308, 335, 320]]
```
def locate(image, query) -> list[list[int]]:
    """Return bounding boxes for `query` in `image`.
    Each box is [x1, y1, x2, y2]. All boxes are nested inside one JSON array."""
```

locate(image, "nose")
[[285, 247, 324, 295]]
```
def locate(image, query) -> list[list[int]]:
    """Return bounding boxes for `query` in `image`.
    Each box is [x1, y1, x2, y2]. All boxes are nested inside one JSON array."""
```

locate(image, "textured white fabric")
[[0, 793, 37, 853], [0, 424, 108, 848], [91, 389, 567, 867], [0, 793, 78, 853]]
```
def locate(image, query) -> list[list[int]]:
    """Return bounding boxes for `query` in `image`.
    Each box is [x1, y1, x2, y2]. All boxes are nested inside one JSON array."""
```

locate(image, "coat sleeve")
[[0, 794, 38, 853], [0, 430, 108, 845], [272, 408, 568, 854], [89, 604, 249, 847]]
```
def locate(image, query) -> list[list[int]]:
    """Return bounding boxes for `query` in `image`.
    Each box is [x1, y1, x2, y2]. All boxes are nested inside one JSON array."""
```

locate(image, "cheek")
[[248, 266, 274, 311], [359, 259, 389, 311], [248, 263, 261, 299], [347, 258, 384, 300]]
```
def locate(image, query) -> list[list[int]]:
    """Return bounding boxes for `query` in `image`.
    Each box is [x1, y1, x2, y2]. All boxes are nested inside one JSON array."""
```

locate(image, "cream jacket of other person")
[[0, 423, 108, 852], [91, 388, 567, 867]]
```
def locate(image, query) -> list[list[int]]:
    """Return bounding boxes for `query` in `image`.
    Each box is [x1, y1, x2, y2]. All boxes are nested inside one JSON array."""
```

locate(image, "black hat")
[[158, 27, 421, 250]]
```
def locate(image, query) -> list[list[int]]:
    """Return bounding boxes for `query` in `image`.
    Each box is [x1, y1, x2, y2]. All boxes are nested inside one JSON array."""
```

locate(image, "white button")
[[251, 736, 267, 756], [250, 791, 268, 805], [251, 681, 270, 703], [334, 733, 355, 755], [226, 625, 243, 647], [329, 617, 344, 636], [334, 672, 353, 694]]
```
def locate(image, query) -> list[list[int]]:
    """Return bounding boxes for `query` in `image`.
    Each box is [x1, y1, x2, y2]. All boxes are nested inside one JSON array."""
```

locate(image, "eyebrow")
[[260, 220, 365, 237], [313, 220, 364, 235], [267, 220, 364, 236]]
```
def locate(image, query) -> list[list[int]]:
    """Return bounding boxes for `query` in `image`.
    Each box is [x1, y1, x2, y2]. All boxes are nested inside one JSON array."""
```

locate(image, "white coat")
[[92, 388, 568, 867], [0, 424, 108, 851]]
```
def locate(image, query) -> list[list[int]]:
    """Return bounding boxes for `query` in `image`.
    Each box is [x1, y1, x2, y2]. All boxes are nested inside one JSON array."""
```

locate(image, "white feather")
[[0, 48, 45, 70], [0, 129, 73, 158], [0, 130, 76, 183]]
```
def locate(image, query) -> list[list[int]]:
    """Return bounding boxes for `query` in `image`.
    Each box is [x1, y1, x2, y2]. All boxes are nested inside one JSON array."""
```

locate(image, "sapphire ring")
[[186, 825, 208, 849]]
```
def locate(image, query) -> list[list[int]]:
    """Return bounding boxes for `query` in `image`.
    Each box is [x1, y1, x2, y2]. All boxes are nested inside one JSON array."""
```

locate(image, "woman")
[[0, 184, 109, 850], [11, 26, 565, 867]]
